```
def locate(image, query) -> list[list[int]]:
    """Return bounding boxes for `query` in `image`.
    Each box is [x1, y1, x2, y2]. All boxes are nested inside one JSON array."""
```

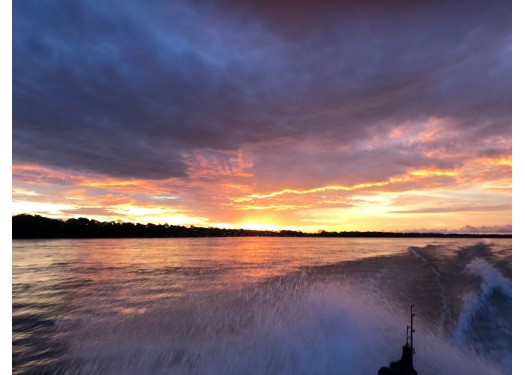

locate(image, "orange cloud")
[[233, 167, 459, 204], [12, 156, 511, 233]]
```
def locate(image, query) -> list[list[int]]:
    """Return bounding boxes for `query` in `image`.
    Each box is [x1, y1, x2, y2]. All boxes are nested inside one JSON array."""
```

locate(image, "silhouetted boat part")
[[378, 305, 418, 375]]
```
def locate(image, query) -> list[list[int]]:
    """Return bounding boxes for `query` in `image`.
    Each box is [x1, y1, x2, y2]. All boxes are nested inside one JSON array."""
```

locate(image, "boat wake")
[[59, 275, 508, 374], [453, 258, 512, 371]]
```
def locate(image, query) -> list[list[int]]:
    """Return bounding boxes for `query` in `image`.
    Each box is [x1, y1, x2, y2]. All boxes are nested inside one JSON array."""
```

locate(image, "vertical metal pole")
[[410, 304, 414, 350], [410, 305, 415, 375]]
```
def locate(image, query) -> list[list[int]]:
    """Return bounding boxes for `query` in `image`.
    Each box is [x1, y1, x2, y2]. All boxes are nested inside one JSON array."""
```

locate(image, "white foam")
[[453, 258, 511, 372], [63, 280, 508, 374]]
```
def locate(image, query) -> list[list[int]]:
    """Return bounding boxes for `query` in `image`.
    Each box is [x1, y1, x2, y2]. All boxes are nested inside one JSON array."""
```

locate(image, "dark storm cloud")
[[13, 0, 511, 180]]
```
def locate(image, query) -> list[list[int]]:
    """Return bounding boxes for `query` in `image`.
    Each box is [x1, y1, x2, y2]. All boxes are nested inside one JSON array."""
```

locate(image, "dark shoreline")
[[12, 214, 511, 239]]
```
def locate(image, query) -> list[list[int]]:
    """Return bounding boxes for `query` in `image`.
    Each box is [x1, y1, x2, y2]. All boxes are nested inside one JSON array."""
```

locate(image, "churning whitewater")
[[12, 238, 511, 374]]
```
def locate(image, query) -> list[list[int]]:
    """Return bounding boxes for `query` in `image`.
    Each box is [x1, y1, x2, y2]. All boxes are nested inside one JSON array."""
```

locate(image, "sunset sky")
[[12, 0, 512, 233]]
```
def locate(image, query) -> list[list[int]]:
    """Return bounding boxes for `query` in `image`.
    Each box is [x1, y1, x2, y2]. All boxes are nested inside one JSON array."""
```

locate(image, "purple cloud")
[[13, 0, 511, 183]]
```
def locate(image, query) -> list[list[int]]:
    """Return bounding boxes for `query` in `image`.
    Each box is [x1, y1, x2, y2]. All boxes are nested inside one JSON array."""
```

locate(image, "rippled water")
[[12, 237, 511, 374]]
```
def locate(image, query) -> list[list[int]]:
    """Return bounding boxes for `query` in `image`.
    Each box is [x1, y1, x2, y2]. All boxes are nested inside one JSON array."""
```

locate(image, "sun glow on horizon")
[[238, 222, 292, 231], [11, 158, 511, 233]]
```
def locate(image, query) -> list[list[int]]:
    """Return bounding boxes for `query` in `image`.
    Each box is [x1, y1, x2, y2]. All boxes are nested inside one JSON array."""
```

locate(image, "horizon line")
[[12, 213, 512, 238]]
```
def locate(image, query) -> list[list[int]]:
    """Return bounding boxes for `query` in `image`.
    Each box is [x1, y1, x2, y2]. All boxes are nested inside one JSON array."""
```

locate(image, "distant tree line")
[[12, 214, 511, 239]]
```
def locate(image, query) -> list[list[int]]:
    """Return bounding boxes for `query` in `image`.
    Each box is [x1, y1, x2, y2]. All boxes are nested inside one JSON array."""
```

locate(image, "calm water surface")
[[13, 237, 511, 374]]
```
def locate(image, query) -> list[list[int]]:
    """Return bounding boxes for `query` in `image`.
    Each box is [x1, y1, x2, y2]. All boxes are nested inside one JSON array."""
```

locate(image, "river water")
[[12, 237, 511, 374]]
